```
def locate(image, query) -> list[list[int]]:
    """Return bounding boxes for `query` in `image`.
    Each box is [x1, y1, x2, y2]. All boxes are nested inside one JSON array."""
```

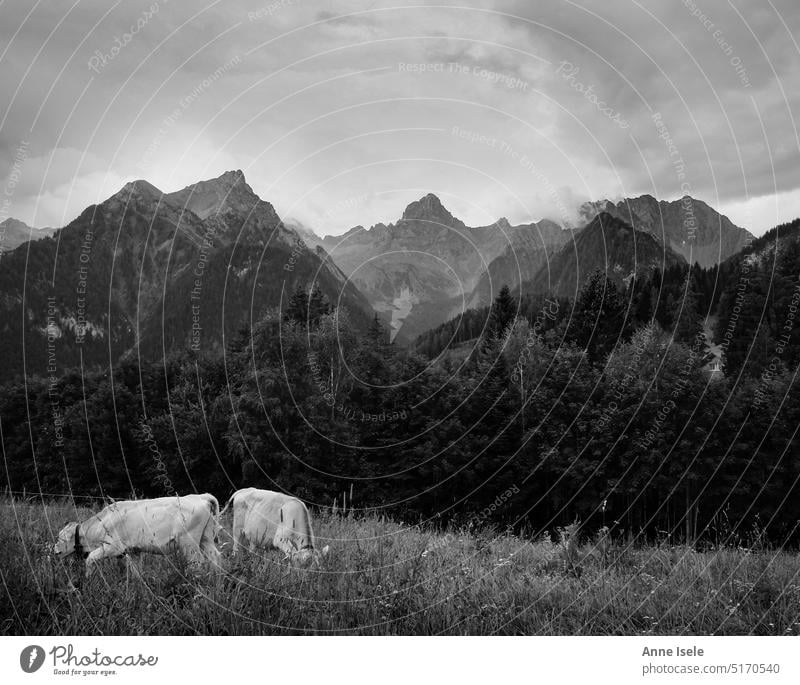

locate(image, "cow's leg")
[[199, 518, 222, 568], [201, 540, 222, 568], [176, 531, 206, 567], [84, 544, 120, 578], [178, 542, 204, 566], [232, 515, 243, 554], [124, 554, 143, 583], [273, 527, 297, 558]]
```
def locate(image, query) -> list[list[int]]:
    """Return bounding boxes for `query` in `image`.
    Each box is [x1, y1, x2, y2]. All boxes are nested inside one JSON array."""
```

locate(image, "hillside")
[[0, 218, 56, 253], [469, 219, 574, 307], [320, 196, 573, 343], [0, 171, 374, 382], [581, 195, 753, 267], [524, 212, 685, 298], [315, 192, 746, 344], [714, 217, 800, 377]]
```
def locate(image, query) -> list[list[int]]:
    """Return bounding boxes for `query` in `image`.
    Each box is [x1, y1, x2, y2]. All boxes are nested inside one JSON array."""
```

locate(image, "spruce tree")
[[284, 284, 309, 325], [569, 270, 625, 360], [308, 285, 331, 326], [486, 285, 516, 341]]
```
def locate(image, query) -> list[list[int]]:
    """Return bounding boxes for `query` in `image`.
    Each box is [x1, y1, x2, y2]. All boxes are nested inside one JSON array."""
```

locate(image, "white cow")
[[220, 488, 329, 563], [53, 494, 221, 576]]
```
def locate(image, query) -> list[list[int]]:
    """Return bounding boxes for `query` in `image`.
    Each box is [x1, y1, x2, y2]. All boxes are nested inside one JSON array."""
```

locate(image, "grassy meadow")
[[1, 496, 799, 635]]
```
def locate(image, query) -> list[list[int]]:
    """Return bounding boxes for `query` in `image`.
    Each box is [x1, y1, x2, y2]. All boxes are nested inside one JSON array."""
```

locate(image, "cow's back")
[[92, 495, 213, 551], [235, 489, 300, 549], [279, 497, 314, 548]]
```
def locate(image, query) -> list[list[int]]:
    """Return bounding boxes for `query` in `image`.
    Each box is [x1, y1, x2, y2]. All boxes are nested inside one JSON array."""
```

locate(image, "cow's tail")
[[302, 500, 317, 551], [301, 501, 329, 561], [198, 494, 223, 547], [200, 493, 220, 516]]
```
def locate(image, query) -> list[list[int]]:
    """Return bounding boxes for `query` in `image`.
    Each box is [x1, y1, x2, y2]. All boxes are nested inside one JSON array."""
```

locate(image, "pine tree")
[[308, 285, 331, 326], [568, 270, 625, 361], [284, 284, 309, 325], [486, 285, 516, 341], [673, 272, 704, 347]]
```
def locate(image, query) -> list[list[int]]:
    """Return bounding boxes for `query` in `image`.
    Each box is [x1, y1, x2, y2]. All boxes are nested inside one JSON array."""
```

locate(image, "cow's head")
[[52, 522, 80, 557], [293, 545, 330, 566]]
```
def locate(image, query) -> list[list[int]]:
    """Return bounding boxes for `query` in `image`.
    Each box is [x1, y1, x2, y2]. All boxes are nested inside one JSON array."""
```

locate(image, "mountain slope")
[[316, 191, 743, 343], [0, 171, 374, 382], [524, 212, 685, 298], [0, 179, 207, 381], [281, 217, 323, 249], [581, 195, 752, 267], [320, 195, 573, 343], [714, 217, 800, 377], [0, 218, 56, 253], [469, 219, 575, 308], [144, 172, 375, 357]]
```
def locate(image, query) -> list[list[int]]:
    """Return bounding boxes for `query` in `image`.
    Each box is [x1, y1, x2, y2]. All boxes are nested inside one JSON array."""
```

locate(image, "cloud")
[[1, 0, 797, 235]]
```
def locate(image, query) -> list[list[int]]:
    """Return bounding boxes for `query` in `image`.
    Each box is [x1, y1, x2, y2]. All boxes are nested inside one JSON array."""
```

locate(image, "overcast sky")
[[1, 0, 798, 235]]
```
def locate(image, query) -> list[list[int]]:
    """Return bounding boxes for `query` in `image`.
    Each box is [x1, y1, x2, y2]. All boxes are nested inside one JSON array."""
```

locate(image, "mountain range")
[[0, 170, 372, 382], [579, 195, 752, 267], [0, 218, 56, 253], [0, 172, 754, 379], [523, 211, 685, 298], [316, 195, 579, 343], [312, 192, 751, 341]]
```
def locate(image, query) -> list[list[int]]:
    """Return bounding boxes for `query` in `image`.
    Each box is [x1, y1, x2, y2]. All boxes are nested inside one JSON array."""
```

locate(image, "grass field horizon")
[[2, 496, 799, 636]]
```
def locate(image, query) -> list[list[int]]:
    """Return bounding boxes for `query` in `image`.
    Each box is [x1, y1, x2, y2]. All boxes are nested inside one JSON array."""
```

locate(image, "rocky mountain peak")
[[218, 168, 247, 184], [112, 179, 164, 203], [95, 180, 167, 223], [165, 169, 258, 220], [400, 193, 461, 226], [589, 211, 633, 231], [0, 218, 56, 252]]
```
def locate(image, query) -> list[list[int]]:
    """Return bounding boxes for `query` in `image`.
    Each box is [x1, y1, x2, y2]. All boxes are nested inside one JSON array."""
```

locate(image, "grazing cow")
[[52, 494, 221, 576], [220, 488, 329, 563]]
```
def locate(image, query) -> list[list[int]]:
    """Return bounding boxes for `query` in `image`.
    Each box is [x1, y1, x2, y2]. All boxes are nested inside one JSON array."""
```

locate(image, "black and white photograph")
[[1, 0, 799, 679]]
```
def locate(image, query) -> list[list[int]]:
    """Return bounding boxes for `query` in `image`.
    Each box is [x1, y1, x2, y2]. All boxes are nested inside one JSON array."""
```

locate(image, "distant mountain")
[[469, 219, 575, 308], [580, 195, 752, 267], [316, 191, 746, 342], [0, 171, 374, 382], [2, 184, 751, 361], [0, 218, 56, 253], [320, 194, 573, 343], [524, 212, 685, 298]]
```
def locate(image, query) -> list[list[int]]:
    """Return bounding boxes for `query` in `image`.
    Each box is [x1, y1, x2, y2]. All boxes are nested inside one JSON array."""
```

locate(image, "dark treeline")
[[413, 292, 570, 358], [715, 218, 800, 378], [416, 260, 719, 361], [3, 219, 800, 545]]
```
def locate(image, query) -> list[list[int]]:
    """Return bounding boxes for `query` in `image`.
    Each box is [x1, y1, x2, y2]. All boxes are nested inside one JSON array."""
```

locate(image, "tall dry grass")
[[1, 497, 799, 635]]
